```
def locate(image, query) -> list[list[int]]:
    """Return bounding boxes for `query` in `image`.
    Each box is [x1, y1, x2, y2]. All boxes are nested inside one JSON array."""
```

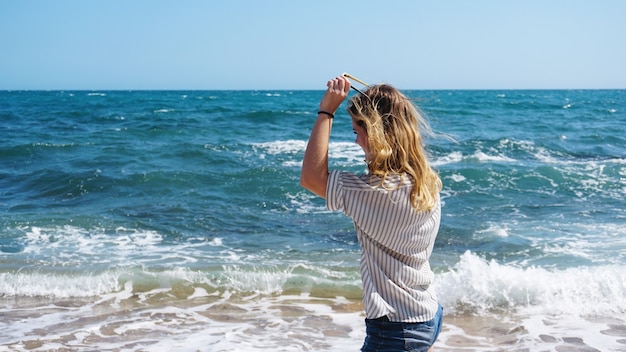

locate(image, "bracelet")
[[317, 110, 334, 119]]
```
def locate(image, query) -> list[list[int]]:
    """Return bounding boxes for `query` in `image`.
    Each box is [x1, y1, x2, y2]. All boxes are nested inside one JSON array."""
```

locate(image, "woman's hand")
[[319, 75, 351, 113]]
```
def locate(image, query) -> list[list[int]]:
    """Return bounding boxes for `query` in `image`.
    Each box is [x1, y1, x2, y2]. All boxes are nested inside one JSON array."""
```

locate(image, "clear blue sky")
[[1, 0, 624, 90]]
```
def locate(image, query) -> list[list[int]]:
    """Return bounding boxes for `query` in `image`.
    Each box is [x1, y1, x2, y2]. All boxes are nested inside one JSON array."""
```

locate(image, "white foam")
[[472, 151, 516, 163], [434, 149, 518, 166], [220, 265, 290, 294], [328, 141, 366, 166], [3, 285, 622, 352], [188, 287, 210, 299], [252, 139, 305, 155], [433, 151, 464, 166], [475, 223, 510, 238], [0, 270, 121, 298], [520, 314, 626, 351], [448, 173, 466, 182], [434, 251, 626, 317], [282, 160, 302, 167], [1, 261, 624, 351], [251, 140, 366, 168], [285, 191, 328, 214], [523, 221, 626, 266]]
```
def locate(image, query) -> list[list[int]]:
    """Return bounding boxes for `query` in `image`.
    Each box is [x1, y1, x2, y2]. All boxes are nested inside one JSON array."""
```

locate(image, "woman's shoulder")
[[331, 170, 372, 188], [335, 170, 413, 190]]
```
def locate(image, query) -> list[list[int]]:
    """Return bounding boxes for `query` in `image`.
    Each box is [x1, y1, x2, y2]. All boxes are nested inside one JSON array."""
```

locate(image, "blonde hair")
[[348, 84, 442, 212]]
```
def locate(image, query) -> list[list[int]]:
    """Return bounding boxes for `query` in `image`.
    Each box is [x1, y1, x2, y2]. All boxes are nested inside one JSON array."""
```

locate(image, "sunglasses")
[[342, 73, 369, 95]]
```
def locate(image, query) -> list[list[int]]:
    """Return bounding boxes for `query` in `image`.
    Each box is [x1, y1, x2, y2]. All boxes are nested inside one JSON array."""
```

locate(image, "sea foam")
[[435, 251, 626, 317]]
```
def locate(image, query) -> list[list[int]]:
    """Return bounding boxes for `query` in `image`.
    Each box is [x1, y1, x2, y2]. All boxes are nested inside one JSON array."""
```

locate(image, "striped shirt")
[[326, 169, 441, 322]]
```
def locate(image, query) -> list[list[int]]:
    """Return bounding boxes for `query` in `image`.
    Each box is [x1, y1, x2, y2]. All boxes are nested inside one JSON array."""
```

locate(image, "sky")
[[1, 0, 625, 90]]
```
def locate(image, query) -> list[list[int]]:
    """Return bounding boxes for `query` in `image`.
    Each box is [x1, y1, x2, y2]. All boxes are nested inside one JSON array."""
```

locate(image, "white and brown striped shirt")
[[326, 169, 440, 322]]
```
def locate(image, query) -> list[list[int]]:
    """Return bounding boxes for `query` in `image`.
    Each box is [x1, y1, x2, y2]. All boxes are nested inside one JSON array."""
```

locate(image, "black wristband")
[[317, 110, 334, 119]]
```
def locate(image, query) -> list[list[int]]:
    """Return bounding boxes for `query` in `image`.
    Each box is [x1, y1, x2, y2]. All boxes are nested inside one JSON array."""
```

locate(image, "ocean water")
[[0, 89, 625, 351]]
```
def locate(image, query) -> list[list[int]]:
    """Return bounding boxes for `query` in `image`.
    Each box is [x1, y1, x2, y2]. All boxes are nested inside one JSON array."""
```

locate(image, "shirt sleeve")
[[326, 169, 344, 211]]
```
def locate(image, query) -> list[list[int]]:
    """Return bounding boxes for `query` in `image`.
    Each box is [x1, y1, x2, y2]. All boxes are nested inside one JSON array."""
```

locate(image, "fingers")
[[327, 75, 352, 94], [319, 75, 352, 114]]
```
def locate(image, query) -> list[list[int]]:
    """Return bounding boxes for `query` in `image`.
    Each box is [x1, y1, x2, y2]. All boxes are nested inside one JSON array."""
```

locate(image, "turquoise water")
[[1, 89, 625, 351]]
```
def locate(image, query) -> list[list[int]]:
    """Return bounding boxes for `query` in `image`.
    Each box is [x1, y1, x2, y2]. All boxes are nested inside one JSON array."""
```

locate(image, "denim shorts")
[[361, 304, 443, 352]]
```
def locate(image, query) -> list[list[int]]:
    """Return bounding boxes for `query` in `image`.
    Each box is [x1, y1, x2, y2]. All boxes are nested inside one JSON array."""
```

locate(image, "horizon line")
[[2, 87, 625, 92]]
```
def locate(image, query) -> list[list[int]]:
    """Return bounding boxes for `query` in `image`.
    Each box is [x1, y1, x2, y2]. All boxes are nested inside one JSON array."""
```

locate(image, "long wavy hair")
[[347, 84, 442, 212]]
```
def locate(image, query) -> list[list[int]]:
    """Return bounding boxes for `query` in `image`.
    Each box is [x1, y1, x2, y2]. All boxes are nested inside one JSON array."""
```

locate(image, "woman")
[[301, 75, 443, 351]]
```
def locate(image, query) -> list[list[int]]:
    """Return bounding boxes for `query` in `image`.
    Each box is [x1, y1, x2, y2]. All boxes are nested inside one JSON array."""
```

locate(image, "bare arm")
[[300, 76, 351, 198]]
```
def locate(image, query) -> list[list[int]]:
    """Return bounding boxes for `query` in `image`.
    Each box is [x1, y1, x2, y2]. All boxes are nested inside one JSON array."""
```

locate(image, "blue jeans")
[[361, 305, 443, 352]]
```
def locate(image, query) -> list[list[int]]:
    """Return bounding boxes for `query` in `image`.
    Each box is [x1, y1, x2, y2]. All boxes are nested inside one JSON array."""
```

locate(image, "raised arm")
[[300, 76, 351, 198]]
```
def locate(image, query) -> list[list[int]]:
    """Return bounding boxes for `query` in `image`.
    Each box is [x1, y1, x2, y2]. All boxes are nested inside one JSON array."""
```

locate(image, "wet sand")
[[2, 294, 625, 351]]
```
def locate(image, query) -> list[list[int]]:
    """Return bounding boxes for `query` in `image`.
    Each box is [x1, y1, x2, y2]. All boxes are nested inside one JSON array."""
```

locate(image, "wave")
[[0, 270, 121, 298], [0, 263, 362, 301], [0, 224, 360, 297], [2, 251, 623, 319], [435, 251, 626, 317], [2, 226, 624, 320]]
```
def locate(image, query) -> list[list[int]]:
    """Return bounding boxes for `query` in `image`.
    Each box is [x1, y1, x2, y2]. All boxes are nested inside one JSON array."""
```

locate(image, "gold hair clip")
[[342, 73, 369, 95]]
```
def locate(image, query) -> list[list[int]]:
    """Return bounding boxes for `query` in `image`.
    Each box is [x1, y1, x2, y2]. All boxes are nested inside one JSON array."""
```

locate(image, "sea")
[[0, 89, 625, 352]]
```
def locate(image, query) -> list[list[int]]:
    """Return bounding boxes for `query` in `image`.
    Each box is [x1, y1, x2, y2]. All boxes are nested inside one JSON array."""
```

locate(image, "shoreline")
[[2, 294, 625, 351]]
